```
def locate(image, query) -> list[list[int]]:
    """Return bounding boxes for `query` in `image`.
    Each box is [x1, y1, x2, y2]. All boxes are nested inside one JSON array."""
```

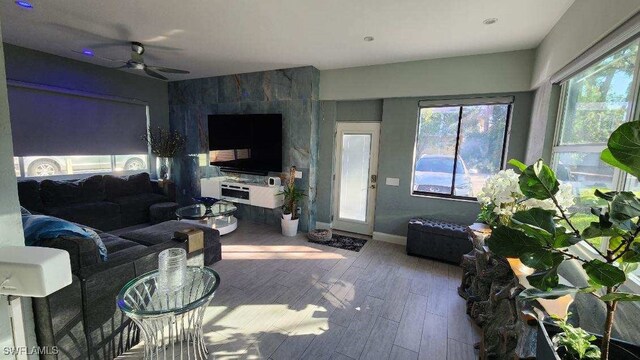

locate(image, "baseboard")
[[315, 222, 332, 230], [372, 232, 407, 246]]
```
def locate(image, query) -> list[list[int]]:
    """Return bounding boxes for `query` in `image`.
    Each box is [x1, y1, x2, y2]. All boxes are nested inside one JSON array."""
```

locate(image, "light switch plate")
[[295, 171, 303, 179], [386, 177, 400, 186]]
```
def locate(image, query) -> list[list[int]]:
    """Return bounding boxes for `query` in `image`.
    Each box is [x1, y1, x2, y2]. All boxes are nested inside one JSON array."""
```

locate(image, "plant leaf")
[[518, 285, 578, 300], [511, 208, 557, 235], [594, 189, 617, 201], [582, 222, 624, 239], [582, 260, 626, 287], [518, 160, 560, 200], [600, 148, 640, 178], [552, 229, 582, 248], [606, 120, 640, 179], [508, 158, 527, 172], [486, 226, 546, 258], [600, 292, 640, 301], [526, 266, 560, 290], [520, 251, 564, 270], [610, 191, 640, 223]]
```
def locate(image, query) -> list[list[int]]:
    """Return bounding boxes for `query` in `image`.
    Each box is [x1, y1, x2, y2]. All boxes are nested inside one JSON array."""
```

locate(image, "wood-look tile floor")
[[120, 222, 480, 360]]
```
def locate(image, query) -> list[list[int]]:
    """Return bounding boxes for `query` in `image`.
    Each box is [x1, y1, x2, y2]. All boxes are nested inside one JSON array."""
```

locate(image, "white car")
[[19, 155, 147, 177], [413, 155, 473, 197]]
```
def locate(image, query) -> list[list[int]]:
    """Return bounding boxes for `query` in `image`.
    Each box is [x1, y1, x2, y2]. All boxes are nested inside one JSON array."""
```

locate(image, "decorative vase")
[[156, 157, 172, 180], [157, 248, 187, 292], [281, 218, 299, 236]]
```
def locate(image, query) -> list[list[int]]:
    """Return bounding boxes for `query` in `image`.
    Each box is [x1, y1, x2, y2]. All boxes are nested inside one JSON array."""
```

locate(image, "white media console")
[[201, 177, 284, 209]]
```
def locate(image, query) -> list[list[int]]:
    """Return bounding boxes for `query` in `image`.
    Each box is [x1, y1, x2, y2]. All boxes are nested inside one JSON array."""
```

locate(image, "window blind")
[[7, 81, 149, 156]]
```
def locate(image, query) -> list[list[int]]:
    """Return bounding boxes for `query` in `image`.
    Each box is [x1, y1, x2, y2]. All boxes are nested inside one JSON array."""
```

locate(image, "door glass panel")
[[339, 134, 371, 222], [413, 106, 459, 194]]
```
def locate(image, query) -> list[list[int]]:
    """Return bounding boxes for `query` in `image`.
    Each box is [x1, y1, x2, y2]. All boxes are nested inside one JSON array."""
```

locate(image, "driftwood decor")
[[459, 227, 544, 359]]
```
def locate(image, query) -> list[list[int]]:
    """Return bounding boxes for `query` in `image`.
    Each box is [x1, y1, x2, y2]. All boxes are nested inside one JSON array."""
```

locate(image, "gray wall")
[[531, 0, 640, 88], [318, 93, 533, 236], [0, 29, 34, 356], [2, 44, 169, 129], [320, 50, 534, 100]]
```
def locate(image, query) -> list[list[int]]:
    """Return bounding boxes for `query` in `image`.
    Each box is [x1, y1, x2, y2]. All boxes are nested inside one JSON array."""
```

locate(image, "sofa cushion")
[[104, 173, 152, 201], [100, 233, 146, 259], [113, 193, 168, 227], [40, 175, 106, 207], [45, 202, 121, 231], [22, 214, 108, 261], [17, 179, 44, 212]]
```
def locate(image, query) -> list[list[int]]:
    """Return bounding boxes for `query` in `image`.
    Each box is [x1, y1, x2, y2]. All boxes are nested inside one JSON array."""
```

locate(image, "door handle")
[[370, 184, 376, 189], [371, 174, 377, 183]]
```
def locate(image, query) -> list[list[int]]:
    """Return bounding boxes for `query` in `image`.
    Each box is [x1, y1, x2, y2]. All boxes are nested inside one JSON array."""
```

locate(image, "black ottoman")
[[150, 202, 179, 224], [406, 218, 472, 265]]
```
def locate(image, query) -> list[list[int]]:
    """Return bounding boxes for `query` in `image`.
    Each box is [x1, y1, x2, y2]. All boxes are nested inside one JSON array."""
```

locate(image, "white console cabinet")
[[201, 177, 284, 209]]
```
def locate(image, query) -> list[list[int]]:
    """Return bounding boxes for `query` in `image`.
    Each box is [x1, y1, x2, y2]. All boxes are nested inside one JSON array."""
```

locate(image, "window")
[[7, 81, 150, 179], [551, 40, 640, 282], [14, 154, 149, 178], [411, 99, 512, 199]]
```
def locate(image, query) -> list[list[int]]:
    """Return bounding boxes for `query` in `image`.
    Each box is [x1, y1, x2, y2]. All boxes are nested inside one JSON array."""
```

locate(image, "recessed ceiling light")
[[15, 1, 33, 9], [483, 18, 498, 25], [82, 49, 94, 57], [364, 36, 374, 42]]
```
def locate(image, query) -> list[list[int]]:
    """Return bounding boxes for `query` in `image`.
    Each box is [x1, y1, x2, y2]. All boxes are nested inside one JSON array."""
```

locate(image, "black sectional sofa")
[[16, 173, 223, 360], [18, 172, 170, 231]]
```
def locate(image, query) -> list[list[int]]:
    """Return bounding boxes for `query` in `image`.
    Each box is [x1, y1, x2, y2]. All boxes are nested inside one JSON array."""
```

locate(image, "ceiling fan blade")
[[143, 67, 168, 81], [147, 66, 190, 74]]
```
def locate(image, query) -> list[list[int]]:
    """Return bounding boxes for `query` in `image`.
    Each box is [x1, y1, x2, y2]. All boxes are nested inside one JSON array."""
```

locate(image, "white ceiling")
[[0, 0, 574, 81]]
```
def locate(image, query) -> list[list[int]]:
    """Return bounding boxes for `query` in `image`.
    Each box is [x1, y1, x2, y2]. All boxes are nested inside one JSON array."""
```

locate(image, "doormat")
[[308, 233, 368, 252]]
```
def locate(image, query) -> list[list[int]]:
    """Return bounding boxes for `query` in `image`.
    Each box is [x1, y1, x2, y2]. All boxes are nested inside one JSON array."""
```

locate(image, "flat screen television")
[[208, 114, 282, 175]]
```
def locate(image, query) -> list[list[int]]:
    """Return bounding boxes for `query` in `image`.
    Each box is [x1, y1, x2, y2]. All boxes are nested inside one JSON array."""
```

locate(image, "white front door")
[[332, 122, 380, 235]]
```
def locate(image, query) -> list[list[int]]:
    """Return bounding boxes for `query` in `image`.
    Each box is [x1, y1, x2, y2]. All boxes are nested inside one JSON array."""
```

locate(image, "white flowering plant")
[[477, 168, 574, 227], [483, 120, 640, 360]]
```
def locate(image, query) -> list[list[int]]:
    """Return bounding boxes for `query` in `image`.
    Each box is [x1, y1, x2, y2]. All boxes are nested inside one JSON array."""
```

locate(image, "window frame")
[[410, 97, 514, 201], [550, 37, 640, 292]]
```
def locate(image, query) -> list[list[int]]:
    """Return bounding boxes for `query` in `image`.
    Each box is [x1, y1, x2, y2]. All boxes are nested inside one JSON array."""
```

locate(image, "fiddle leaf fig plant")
[[485, 121, 640, 360]]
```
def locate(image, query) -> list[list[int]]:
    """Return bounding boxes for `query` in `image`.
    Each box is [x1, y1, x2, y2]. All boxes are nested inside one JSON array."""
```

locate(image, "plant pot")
[[156, 157, 172, 180], [281, 218, 299, 237], [282, 213, 292, 220]]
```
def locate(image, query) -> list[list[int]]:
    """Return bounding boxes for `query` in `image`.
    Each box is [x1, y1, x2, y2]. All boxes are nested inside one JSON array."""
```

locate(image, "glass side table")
[[116, 267, 220, 360], [176, 202, 238, 235]]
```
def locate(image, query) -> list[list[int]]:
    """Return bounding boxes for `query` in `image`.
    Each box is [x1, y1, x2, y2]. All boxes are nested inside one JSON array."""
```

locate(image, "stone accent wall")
[[167, 66, 320, 231]]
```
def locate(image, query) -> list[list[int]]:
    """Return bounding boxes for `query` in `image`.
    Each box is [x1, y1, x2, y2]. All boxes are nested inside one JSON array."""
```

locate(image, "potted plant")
[[279, 166, 305, 236], [482, 121, 640, 360], [141, 127, 186, 180]]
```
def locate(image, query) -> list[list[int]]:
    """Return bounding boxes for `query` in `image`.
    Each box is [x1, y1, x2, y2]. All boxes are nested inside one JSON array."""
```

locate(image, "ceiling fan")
[[74, 41, 189, 80]]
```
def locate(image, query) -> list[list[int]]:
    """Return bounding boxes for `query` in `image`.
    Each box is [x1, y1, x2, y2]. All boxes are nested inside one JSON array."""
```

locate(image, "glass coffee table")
[[176, 201, 238, 235], [117, 267, 220, 360]]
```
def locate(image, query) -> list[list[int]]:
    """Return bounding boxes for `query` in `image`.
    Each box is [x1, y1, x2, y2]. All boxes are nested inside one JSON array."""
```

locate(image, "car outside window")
[[411, 100, 512, 199]]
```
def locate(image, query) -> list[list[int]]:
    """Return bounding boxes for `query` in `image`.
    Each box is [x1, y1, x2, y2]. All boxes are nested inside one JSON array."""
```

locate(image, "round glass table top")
[[176, 202, 237, 220], [116, 266, 220, 317]]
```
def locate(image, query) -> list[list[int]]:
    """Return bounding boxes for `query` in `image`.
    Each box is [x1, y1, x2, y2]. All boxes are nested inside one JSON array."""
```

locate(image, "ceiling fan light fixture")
[[15, 1, 33, 9]]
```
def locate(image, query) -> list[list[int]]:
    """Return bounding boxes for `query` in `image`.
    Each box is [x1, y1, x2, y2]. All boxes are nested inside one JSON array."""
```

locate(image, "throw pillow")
[[22, 214, 108, 261]]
